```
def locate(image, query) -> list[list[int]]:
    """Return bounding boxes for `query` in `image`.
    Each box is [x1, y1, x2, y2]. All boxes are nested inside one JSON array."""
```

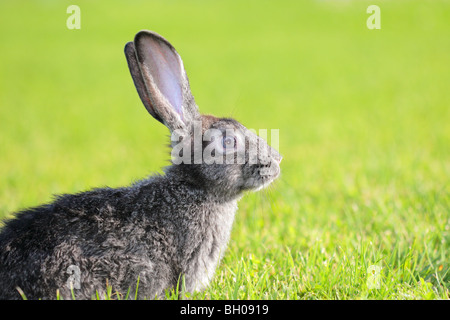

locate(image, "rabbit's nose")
[[271, 149, 282, 164]]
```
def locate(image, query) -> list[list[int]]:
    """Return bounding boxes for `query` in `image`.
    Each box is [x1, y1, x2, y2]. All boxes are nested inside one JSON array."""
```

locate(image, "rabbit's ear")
[[125, 41, 164, 124], [125, 30, 199, 132]]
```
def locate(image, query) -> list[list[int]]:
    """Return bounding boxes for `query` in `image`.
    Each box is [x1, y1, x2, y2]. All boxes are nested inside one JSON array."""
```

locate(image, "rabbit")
[[0, 30, 282, 300]]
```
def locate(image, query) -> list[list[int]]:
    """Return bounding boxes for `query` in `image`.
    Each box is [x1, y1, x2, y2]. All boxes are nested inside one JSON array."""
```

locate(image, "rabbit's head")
[[125, 31, 281, 198]]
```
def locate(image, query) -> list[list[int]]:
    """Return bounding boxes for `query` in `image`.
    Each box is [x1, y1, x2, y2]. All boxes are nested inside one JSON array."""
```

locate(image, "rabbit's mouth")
[[243, 160, 281, 191]]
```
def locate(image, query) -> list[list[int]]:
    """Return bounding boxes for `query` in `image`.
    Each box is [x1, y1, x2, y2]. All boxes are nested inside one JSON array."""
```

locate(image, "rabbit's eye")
[[222, 136, 236, 149]]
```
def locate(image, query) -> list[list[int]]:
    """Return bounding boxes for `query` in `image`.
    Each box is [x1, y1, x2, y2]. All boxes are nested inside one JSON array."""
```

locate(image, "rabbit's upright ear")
[[125, 30, 199, 132]]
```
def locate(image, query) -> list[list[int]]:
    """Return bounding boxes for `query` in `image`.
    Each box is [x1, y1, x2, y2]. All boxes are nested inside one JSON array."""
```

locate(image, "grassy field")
[[0, 0, 449, 299]]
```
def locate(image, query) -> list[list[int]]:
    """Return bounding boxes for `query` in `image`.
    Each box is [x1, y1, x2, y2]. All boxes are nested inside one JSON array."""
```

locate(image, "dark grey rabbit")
[[0, 30, 281, 300]]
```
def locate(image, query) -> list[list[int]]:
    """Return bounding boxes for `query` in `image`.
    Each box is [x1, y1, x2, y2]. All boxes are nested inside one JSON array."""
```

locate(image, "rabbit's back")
[[0, 180, 183, 299]]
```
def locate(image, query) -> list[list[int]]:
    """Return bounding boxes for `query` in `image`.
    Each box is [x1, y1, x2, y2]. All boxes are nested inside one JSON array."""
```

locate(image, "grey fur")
[[0, 30, 281, 300]]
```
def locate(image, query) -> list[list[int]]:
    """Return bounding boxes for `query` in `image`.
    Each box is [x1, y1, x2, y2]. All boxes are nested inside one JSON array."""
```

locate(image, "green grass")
[[0, 0, 449, 299]]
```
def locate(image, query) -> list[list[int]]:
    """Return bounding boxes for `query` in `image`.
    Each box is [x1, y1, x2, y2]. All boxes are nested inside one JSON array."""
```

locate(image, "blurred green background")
[[0, 0, 449, 299]]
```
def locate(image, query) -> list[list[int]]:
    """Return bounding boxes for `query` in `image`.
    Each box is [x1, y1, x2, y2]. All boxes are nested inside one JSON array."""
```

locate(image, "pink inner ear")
[[142, 40, 183, 118]]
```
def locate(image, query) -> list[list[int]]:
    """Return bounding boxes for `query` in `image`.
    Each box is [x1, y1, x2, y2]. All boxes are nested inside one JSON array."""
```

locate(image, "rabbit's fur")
[[0, 31, 281, 299]]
